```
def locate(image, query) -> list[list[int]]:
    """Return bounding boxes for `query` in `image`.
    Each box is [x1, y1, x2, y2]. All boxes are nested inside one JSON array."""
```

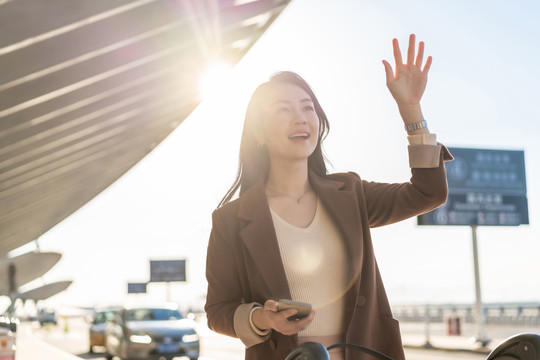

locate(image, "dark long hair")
[[218, 71, 330, 207]]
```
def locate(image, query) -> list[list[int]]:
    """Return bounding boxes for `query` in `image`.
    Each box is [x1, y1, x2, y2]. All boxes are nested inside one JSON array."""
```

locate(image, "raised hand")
[[382, 34, 432, 124]]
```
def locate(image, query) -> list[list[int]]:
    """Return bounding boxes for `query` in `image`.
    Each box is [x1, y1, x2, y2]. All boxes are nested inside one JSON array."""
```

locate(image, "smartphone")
[[277, 299, 312, 320]]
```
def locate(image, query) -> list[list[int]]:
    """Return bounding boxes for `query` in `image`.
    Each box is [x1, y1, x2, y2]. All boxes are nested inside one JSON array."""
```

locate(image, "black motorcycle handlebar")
[[285, 333, 540, 360]]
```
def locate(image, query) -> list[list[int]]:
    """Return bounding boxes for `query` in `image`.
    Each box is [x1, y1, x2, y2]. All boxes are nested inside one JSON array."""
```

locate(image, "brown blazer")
[[205, 146, 452, 360]]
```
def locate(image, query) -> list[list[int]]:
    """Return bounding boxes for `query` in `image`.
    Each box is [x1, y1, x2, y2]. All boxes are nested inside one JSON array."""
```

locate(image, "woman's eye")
[[276, 107, 290, 113], [304, 105, 315, 111]]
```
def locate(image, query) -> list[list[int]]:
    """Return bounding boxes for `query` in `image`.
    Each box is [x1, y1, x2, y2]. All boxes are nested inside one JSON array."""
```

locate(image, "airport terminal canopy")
[[0, 0, 292, 255]]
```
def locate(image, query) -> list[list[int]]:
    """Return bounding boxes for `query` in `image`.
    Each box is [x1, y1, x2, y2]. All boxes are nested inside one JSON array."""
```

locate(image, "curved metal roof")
[[0, 0, 291, 255], [0, 251, 61, 294]]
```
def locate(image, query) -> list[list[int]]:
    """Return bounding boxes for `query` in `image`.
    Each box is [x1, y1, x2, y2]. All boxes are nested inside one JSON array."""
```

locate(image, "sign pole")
[[471, 225, 488, 346], [416, 147, 528, 348]]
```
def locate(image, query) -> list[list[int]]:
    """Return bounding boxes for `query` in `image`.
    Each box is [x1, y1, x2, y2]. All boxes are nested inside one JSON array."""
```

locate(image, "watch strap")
[[405, 119, 427, 132]]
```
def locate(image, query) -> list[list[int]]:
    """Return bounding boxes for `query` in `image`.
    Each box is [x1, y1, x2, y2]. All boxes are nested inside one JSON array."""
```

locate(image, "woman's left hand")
[[382, 34, 432, 123]]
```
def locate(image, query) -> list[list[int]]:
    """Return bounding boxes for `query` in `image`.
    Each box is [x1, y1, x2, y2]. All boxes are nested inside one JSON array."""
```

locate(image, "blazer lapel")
[[309, 172, 364, 292], [237, 178, 291, 300]]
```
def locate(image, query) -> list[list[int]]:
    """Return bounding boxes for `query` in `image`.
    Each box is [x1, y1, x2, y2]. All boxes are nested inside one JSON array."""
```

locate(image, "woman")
[[205, 34, 453, 360]]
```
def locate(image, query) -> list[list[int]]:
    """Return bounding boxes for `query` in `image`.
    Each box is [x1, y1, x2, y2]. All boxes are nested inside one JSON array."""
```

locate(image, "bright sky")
[[8, 0, 540, 311]]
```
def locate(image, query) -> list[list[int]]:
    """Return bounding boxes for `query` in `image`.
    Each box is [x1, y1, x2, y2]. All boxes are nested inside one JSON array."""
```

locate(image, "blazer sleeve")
[[205, 206, 271, 348], [205, 208, 244, 338], [361, 144, 453, 228]]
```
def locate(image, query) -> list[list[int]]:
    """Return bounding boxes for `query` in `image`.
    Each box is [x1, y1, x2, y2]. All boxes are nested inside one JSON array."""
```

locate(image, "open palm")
[[382, 34, 432, 108]]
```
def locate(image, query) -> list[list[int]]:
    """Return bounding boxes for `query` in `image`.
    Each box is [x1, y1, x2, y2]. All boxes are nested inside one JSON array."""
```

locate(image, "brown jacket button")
[[356, 296, 366, 306]]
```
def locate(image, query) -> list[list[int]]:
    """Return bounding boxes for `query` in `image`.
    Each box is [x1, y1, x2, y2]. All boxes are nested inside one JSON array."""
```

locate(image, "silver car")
[[104, 304, 199, 360]]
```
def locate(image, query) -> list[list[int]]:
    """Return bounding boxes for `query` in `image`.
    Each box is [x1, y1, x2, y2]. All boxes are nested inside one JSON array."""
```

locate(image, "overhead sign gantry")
[[418, 147, 529, 346]]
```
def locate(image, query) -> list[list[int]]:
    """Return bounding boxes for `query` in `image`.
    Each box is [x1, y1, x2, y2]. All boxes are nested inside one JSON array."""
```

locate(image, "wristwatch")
[[405, 119, 427, 132]]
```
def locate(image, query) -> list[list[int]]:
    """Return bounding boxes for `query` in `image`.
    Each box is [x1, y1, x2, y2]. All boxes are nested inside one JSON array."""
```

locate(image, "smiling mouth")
[[288, 133, 309, 140]]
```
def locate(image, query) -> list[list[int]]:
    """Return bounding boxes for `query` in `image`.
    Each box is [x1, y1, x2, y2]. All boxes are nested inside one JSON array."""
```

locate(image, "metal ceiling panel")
[[0, 0, 291, 255]]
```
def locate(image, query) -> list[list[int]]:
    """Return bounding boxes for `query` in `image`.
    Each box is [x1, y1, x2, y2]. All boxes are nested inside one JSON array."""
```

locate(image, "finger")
[[423, 55, 433, 74], [264, 300, 278, 312], [415, 41, 425, 67], [286, 309, 316, 325], [407, 34, 416, 65], [392, 38, 403, 67], [298, 309, 316, 323], [290, 311, 316, 331], [382, 60, 394, 84]]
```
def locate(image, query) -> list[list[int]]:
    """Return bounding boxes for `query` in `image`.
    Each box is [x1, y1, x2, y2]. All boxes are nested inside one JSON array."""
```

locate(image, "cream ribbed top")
[[270, 199, 347, 336]]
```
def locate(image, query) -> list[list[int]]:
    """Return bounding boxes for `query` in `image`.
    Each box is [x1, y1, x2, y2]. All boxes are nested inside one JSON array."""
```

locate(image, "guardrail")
[[392, 303, 540, 326]]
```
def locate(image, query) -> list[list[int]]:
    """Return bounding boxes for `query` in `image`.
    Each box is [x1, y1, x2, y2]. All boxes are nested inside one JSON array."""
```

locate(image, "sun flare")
[[198, 62, 233, 101]]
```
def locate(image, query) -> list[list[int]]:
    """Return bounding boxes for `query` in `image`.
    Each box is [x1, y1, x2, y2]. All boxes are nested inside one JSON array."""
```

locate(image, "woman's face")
[[259, 83, 320, 164]]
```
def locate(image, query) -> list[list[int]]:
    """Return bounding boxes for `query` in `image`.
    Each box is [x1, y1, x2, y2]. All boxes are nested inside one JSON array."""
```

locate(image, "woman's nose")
[[292, 109, 307, 124]]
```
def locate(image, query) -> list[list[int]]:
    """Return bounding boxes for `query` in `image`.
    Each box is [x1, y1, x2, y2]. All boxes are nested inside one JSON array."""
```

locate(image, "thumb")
[[264, 299, 279, 312], [382, 60, 394, 85]]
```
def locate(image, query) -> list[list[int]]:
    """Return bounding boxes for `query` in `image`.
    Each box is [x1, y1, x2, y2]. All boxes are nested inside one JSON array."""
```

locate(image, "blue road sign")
[[418, 147, 529, 226], [149, 260, 186, 282]]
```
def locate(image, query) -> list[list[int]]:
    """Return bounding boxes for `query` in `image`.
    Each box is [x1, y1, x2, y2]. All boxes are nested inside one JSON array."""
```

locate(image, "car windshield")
[[125, 308, 183, 321], [93, 311, 116, 324]]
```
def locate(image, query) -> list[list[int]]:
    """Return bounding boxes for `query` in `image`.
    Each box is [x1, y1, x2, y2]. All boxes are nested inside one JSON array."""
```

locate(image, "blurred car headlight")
[[182, 333, 199, 343], [129, 334, 152, 344]]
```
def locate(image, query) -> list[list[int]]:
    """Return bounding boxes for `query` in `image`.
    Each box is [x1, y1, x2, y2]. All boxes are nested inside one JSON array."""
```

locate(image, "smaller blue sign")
[[127, 282, 147, 294]]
